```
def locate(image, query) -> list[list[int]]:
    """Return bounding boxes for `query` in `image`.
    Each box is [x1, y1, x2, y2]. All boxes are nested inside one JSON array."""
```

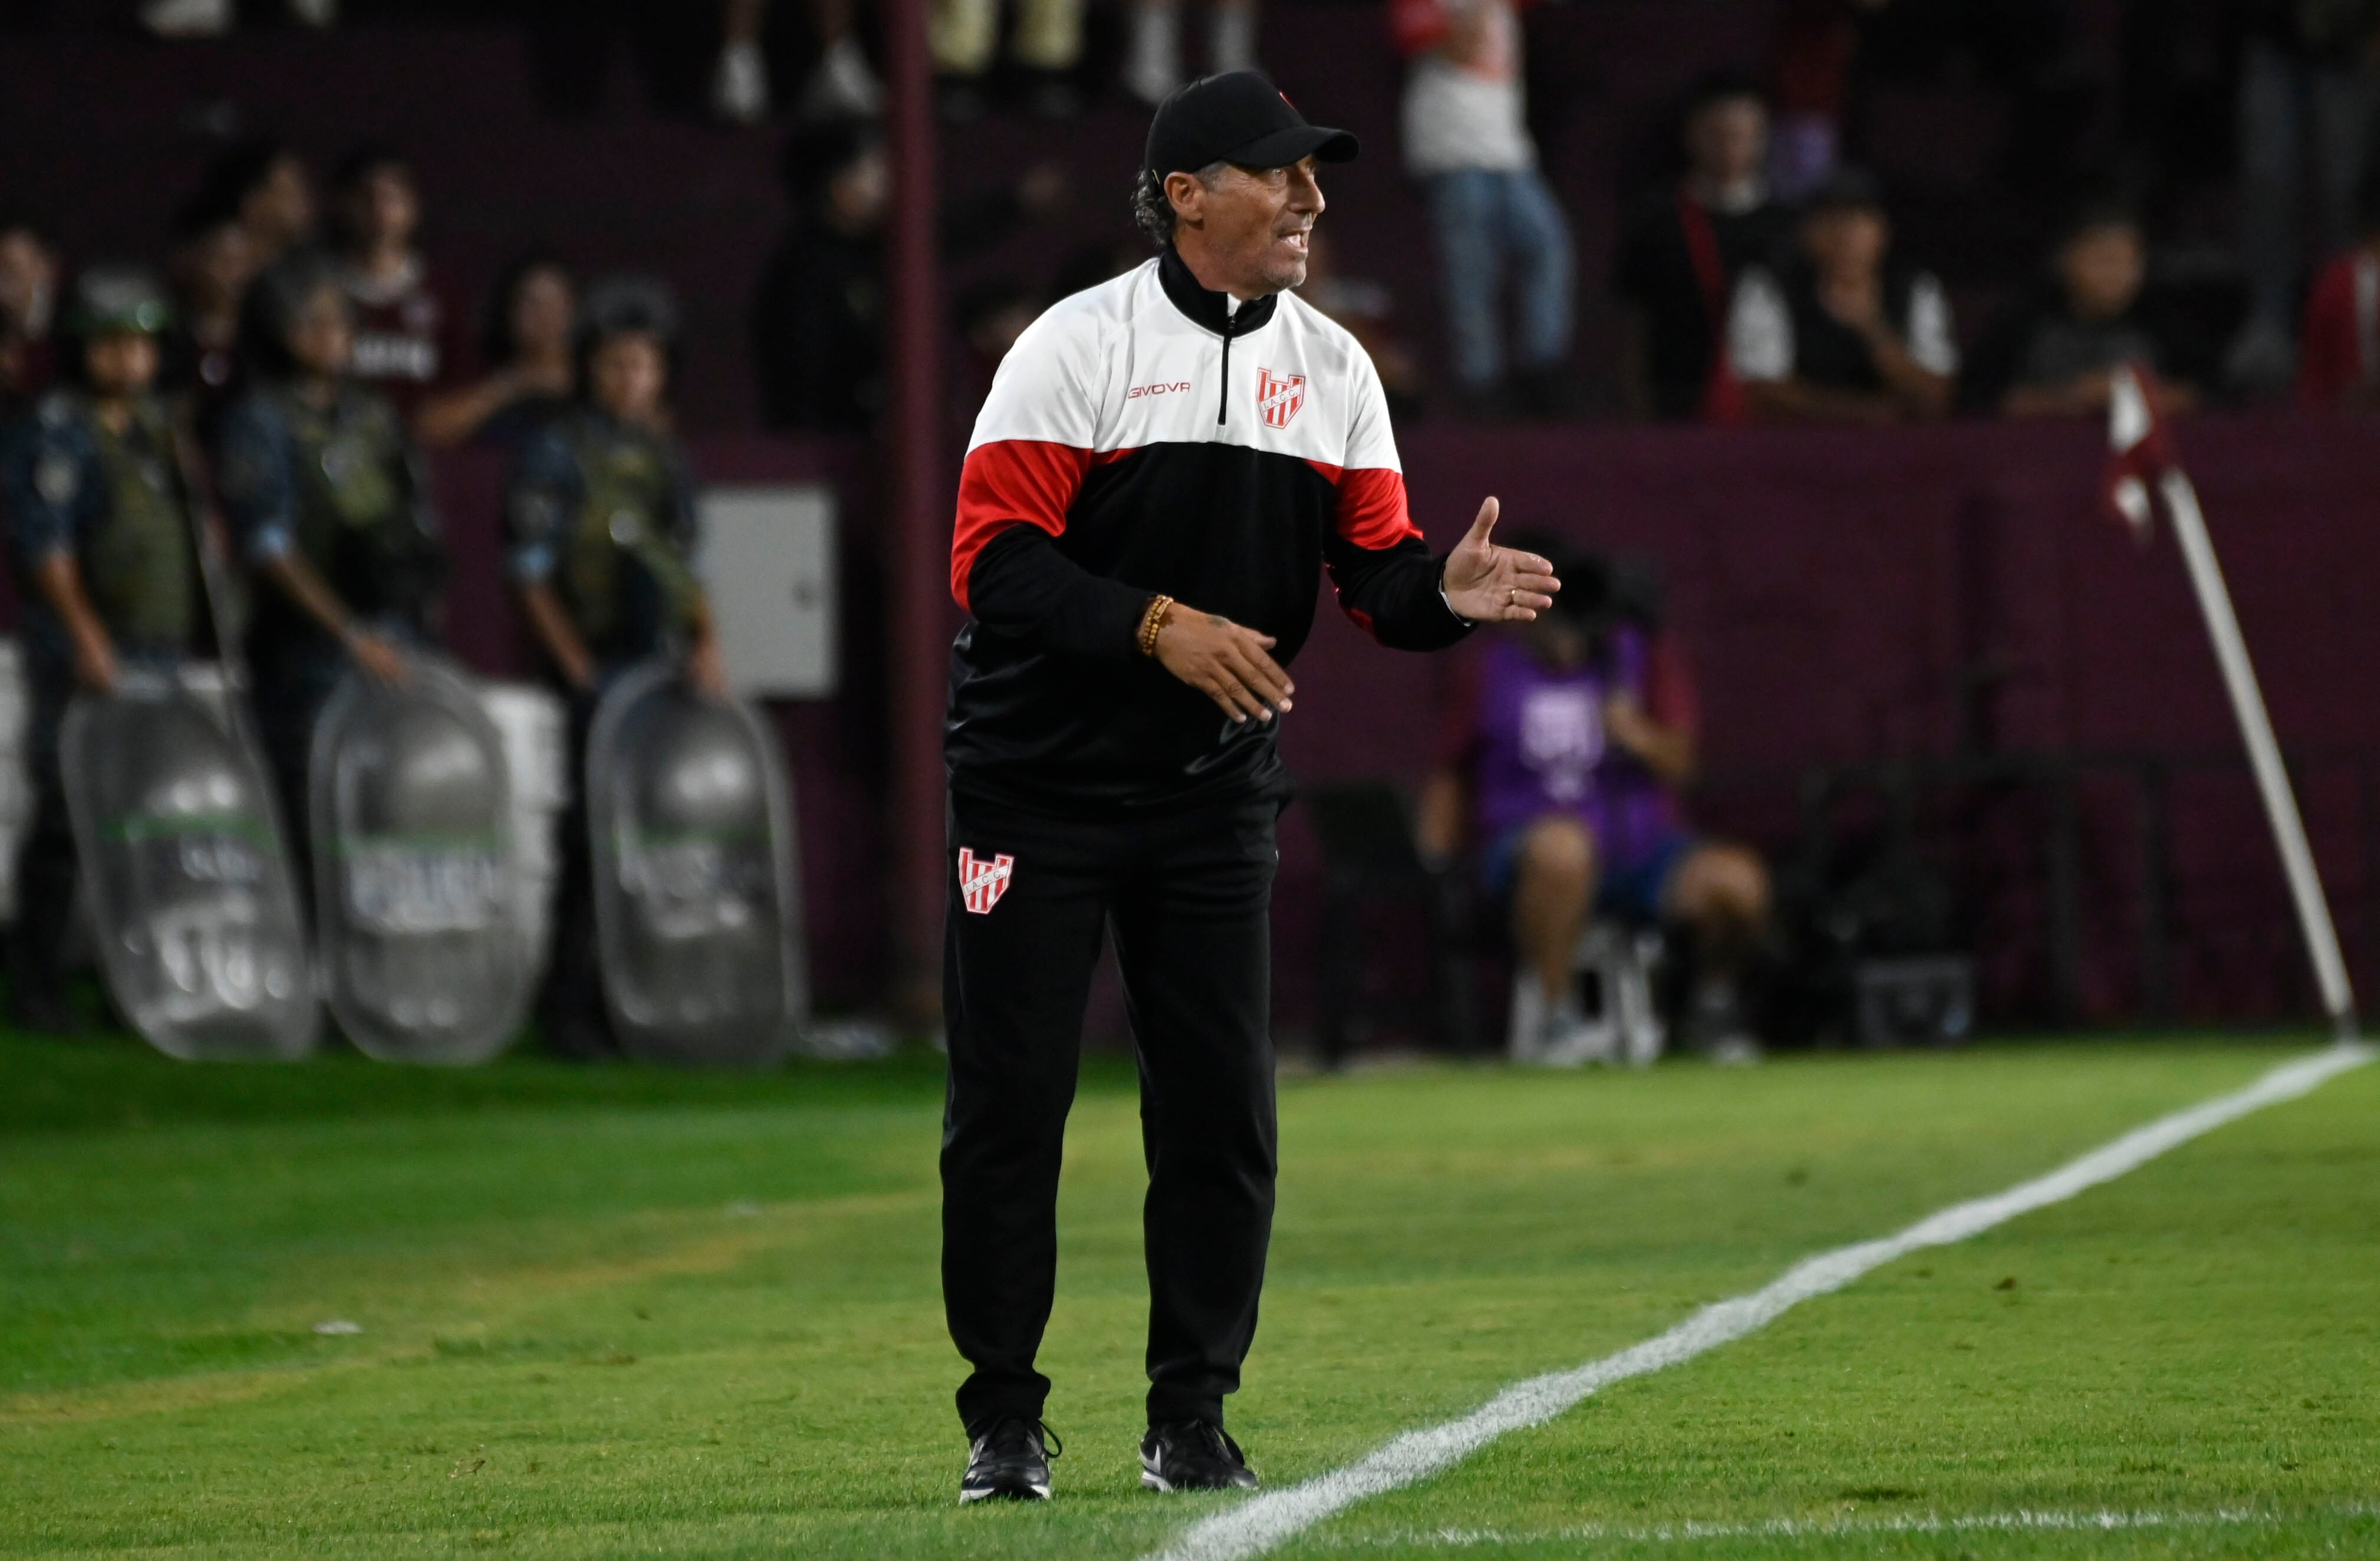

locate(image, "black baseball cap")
[[1802, 166, 1886, 216], [1144, 71, 1358, 179]]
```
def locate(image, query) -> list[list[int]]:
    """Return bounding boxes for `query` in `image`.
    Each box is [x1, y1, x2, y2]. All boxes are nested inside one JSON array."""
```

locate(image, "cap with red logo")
[[1143, 70, 1359, 179]]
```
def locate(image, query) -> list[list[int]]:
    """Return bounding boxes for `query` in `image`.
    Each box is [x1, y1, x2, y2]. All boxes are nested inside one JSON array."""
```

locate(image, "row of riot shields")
[[57, 654, 806, 1065]]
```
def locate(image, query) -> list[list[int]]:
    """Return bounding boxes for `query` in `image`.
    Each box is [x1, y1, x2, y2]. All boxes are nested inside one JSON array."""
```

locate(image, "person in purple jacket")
[[1418, 536, 1769, 1062]]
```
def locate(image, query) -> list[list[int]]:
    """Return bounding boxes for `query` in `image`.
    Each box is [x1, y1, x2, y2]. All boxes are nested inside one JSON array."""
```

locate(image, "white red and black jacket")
[[946, 246, 1469, 813]]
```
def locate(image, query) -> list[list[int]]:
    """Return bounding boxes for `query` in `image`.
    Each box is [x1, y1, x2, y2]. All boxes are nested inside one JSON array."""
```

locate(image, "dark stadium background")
[[2, 0, 2372, 1036]]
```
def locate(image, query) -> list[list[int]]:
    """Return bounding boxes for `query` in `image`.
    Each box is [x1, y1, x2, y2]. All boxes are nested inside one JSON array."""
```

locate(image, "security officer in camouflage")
[[215, 252, 444, 868], [0, 267, 210, 1031], [505, 274, 725, 1058]]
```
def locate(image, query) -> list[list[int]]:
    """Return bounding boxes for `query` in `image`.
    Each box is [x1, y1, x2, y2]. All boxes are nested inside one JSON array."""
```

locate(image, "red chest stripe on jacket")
[[952, 440, 1128, 610], [1306, 462, 1421, 551]]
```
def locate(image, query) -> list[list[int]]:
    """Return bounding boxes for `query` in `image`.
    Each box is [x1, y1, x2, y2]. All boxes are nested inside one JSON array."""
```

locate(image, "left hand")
[[684, 631, 729, 698], [1440, 498, 1561, 623]]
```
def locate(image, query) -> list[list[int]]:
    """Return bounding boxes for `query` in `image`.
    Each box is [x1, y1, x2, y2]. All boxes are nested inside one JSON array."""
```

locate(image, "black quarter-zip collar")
[[1158, 245, 1279, 338], [1158, 245, 1278, 430]]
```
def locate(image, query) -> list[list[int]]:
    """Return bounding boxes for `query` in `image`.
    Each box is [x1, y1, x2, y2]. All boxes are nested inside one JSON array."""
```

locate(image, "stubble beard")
[[1263, 255, 1309, 292], [1258, 228, 1312, 293]]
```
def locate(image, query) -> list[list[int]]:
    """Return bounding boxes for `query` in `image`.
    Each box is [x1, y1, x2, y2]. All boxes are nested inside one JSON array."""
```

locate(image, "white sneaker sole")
[[959, 1479, 1050, 1504]]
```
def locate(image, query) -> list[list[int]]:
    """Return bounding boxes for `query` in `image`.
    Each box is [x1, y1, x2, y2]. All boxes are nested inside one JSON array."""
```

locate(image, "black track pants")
[[941, 788, 1280, 1436]]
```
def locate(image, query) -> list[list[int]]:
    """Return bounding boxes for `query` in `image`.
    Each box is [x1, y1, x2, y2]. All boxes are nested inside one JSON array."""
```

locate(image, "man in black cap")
[[942, 69, 1560, 1503]]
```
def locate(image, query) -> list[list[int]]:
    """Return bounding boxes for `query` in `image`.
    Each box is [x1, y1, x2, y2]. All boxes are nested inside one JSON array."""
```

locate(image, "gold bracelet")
[[1137, 595, 1174, 657]]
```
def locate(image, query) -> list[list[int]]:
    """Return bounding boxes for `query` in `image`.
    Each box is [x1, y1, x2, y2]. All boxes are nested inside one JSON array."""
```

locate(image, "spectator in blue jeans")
[[2226, 1, 2380, 396], [1391, 0, 1576, 416]]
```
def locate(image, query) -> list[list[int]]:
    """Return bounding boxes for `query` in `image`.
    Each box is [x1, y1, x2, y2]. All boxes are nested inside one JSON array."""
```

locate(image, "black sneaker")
[[1140, 1420, 1258, 1492], [959, 1418, 1059, 1504]]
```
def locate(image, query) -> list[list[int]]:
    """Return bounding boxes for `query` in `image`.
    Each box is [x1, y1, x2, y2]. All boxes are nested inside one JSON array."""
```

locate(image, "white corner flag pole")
[[2109, 370, 2359, 1042]]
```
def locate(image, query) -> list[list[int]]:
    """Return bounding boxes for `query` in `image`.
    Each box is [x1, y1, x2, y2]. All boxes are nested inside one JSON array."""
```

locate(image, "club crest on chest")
[[1256, 368, 1305, 429]]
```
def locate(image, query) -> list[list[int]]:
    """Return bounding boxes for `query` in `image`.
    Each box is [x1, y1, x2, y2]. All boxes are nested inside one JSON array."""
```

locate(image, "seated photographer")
[[1417, 539, 1769, 1063]]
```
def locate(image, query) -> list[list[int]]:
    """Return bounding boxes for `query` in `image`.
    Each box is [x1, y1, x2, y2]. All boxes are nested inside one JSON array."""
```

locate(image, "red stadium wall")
[[412, 414, 2379, 1032], [0, 411, 2358, 1030], [1274, 413, 2380, 1034]]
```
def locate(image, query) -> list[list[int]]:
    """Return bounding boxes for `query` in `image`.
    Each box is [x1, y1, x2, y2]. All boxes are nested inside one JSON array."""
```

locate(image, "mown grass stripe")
[[1147, 1042, 2375, 1561]]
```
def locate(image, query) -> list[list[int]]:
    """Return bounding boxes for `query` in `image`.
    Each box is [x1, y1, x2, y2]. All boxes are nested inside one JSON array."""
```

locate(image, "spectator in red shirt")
[[328, 145, 455, 423], [1615, 73, 1795, 421], [1392, 0, 1576, 416], [2228, 0, 2380, 396], [1417, 540, 1769, 1064], [2299, 172, 2380, 409]]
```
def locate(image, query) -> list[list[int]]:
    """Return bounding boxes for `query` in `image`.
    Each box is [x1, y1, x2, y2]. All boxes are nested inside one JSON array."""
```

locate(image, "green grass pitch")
[[4, 1032, 2376, 1559]]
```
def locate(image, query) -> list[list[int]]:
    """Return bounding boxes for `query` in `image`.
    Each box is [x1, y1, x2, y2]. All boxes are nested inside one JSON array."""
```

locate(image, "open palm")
[[1441, 498, 1561, 623]]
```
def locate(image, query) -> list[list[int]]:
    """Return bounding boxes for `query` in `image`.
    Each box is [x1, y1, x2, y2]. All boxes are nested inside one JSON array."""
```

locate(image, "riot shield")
[[60, 666, 316, 1061], [310, 655, 529, 1064], [478, 682, 568, 977], [587, 661, 804, 1065]]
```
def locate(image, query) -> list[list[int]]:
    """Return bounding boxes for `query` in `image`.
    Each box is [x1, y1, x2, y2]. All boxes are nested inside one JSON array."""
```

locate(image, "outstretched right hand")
[[1153, 605, 1295, 725]]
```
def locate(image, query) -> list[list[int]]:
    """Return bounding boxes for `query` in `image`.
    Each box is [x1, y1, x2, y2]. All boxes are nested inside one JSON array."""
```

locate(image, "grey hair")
[[1131, 160, 1231, 248]]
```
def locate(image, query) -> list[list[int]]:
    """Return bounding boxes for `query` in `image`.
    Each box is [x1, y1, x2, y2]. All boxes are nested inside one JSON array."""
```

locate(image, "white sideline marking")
[[1310, 1501, 2380, 1549], [1144, 1042, 2374, 1561]]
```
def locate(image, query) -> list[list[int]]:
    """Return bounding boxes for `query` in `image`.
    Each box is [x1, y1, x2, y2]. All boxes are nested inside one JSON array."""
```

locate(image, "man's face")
[[84, 331, 160, 397], [0, 230, 58, 337], [2059, 223, 2144, 322], [344, 166, 419, 252], [1687, 97, 1768, 187], [509, 266, 575, 361], [181, 222, 256, 311], [287, 283, 354, 377], [1168, 156, 1325, 296], [1802, 206, 1888, 279], [591, 332, 667, 423], [828, 145, 891, 234], [246, 156, 315, 251]]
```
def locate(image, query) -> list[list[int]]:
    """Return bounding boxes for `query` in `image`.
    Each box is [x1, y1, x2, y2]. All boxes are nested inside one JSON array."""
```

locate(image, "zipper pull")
[[1217, 301, 1236, 429]]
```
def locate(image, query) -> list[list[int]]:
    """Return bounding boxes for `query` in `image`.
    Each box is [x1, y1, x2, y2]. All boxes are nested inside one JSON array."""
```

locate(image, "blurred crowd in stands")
[[2, 0, 2378, 446], [1, 0, 2369, 1053], [0, 138, 577, 449]]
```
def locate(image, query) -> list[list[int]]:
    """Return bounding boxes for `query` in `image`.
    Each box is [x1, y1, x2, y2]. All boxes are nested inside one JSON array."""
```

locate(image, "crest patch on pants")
[[1256, 368, 1305, 429], [958, 847, 1015, 914]]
